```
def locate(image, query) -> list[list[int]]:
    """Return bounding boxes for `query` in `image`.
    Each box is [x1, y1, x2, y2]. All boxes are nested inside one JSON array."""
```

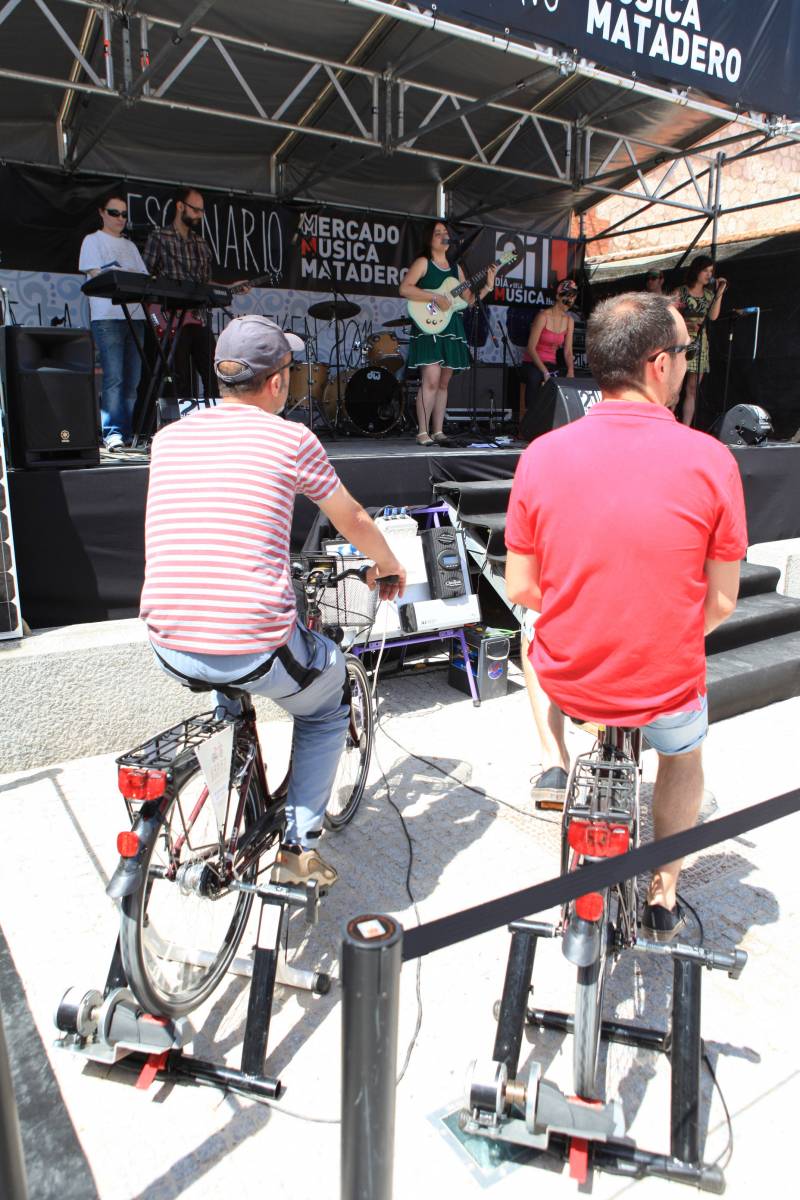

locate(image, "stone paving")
[[1, 657, 799, 1199]]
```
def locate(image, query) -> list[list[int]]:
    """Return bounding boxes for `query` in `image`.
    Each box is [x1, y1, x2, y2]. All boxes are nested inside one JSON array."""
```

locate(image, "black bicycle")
[[108, 563, 378, 1019], [560, 724, 642, 1099]]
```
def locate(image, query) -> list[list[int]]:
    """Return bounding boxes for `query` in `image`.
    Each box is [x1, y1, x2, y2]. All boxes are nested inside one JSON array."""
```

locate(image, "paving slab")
[[1, 659, 799, 1199]]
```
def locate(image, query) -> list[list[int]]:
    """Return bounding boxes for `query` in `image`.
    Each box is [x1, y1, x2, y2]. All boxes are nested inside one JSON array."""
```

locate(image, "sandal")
[[430, 431, 454, 446], [415, 432, 434, 446]]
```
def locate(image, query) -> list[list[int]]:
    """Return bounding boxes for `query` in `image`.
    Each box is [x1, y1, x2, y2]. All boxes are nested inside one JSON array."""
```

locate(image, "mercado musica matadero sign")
[[427, 1, 800, 121]]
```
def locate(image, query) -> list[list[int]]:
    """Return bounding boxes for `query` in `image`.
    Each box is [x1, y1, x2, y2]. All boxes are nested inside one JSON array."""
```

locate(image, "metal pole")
[[0, 1008, 28, 1200], [670, 956, 702, 1164], [341, 914, 402, 1200]]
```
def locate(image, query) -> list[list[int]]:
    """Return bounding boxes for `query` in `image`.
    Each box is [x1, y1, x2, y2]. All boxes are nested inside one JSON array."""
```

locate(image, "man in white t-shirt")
[[79, 191, 148, 449], [142, 316, 406, 889]]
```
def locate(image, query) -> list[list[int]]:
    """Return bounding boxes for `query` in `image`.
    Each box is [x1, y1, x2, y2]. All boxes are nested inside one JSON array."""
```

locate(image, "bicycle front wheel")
[[573, 895, 612, 1100], [325, 654, 373, 830], [119, 763, 264, 1018]]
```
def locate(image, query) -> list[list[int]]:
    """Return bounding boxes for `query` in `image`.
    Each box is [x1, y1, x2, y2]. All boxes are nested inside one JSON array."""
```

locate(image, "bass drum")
[[343, 367, 401, 437]]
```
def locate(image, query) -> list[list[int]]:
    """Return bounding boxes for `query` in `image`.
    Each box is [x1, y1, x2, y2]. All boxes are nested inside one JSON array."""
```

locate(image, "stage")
[[10, 435, 800, 630], [9, 437, 522, 629]]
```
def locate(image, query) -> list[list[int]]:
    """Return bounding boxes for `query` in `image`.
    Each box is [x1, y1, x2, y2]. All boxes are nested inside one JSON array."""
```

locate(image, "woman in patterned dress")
[[676, 255, 727, 427], [400, 221, 496, 446]]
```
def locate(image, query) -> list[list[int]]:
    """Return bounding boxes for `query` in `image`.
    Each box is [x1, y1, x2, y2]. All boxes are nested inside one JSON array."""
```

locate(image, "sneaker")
[[530, 766, 569, 811], [271, 844, 338, 890], [104, 434, 125, 451], [641, 901, 686, 943]]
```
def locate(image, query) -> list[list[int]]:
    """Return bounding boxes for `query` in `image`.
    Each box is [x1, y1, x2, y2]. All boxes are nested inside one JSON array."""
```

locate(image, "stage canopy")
[[0, 0, 798, 234]]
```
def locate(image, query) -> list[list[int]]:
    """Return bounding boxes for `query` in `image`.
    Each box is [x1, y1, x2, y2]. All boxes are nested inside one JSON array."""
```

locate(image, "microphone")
[[734, 306, 760, 315]]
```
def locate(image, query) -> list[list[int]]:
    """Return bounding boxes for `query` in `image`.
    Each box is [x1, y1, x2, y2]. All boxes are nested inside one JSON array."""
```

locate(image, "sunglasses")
[[104, 207, 128, 218], [647, 341, 698, 363]]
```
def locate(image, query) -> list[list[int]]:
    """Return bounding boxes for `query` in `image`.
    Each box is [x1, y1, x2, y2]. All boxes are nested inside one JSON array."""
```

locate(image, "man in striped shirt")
[[141, 315, 406, 889]]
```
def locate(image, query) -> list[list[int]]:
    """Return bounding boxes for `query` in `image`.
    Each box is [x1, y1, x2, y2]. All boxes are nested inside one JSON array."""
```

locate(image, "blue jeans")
[[92, 319, 145, 443], [152, 623, 349, 847]]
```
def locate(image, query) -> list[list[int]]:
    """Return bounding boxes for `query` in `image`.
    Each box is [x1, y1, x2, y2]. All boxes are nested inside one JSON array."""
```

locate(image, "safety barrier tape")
[[402, 787, 800, 961]]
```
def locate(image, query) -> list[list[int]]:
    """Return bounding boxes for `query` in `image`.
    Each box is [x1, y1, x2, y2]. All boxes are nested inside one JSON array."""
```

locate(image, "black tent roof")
[[0, 0, 796, 234]]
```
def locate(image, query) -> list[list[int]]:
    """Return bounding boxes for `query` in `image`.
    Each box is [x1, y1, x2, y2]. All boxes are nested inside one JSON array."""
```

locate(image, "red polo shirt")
[[505, 401, 748, 725]]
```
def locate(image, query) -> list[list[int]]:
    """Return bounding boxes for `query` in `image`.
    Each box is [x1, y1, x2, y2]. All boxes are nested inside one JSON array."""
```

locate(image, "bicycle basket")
[[301, 554, 380, 634]]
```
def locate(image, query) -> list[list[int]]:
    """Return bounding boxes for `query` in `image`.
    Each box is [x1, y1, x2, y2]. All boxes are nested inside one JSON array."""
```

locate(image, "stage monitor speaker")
[[446, 362, 507, 410], [519, 376, 601, 443], [712, 403, 773, 446], [0, 327, 99, 469], [0, 430, 22, 639]]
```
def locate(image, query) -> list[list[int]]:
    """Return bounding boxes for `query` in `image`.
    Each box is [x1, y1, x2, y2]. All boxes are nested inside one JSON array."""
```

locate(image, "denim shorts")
[[641, 693, 708, 756]]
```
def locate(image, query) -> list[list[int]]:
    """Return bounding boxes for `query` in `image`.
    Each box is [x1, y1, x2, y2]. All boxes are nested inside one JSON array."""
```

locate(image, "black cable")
[[703, 1046, 735, 1169], [377, 722, 561, 826]]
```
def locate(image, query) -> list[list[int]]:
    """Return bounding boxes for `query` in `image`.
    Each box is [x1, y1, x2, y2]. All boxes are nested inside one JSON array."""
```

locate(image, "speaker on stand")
[[0, 327, 100, 469]]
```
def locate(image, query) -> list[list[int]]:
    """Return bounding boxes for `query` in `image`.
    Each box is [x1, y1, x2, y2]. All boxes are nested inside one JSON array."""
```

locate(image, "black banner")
[[427, 1, 800, 120], [0, 165, 582, 303]]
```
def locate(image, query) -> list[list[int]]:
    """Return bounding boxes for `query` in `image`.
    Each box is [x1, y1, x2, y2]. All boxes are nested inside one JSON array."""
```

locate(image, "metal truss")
[[0, 0, 797, 234]]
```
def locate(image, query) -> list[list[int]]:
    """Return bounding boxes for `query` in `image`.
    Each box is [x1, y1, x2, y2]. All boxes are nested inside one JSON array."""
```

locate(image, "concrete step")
[[706, 591, 800, 654], [738, 560, 781, 598], [707, 630, 800, 723]]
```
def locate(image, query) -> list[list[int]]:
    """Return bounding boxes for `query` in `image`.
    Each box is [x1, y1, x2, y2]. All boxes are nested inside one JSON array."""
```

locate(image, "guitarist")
[[143, 186, 251, 403], [400, 221, 495, 446]]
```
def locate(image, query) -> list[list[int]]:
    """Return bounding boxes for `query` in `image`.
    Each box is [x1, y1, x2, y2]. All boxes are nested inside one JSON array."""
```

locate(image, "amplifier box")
[[399, 593, 481, 634], [420, 526, 467, 599]]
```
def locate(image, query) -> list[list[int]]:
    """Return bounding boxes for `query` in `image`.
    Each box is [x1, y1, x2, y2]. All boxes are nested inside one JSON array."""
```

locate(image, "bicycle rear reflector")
[[568, 820, 630, 858], [118, 767, 167, 801], [574, 892, 604, 922], [116, 831, 141, 858]]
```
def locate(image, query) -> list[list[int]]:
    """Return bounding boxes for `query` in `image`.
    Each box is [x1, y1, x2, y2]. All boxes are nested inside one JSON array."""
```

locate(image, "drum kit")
[[286, 298, 413, 437]]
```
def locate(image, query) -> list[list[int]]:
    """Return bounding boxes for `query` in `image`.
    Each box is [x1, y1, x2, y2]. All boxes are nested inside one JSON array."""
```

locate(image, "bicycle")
[[107, 563, 382, 1019], [559, 723, 642, 1100]]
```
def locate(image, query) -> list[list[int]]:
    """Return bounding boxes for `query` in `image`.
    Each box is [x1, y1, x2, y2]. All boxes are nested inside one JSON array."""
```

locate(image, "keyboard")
[[82, 270, 232, 308]]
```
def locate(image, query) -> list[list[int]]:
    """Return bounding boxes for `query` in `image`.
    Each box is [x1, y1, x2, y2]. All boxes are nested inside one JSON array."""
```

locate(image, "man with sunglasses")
[[505, 292, 747, 940]]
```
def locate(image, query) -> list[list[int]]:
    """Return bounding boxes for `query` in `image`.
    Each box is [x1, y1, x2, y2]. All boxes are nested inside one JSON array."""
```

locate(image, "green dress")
[[406, 259, 471, 372]]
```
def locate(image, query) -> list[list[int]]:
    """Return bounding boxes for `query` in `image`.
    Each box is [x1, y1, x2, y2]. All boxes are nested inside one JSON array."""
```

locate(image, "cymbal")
[[308, 299, 361, 321], [383, 316, 413, 328]]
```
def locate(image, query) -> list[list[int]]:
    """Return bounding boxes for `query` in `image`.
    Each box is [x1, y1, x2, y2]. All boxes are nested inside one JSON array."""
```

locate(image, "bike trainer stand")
[[55, 880, 328, 1102], [464, 918, 747, 1193]]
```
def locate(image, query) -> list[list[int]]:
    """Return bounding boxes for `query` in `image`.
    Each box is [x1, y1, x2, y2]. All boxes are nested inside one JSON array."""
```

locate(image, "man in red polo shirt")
[[505, 291, 747, 940]]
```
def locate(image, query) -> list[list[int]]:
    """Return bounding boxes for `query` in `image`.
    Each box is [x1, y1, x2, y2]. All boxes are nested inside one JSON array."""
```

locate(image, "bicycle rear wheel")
[[573, 893, 612, 1100], [325, 654, 373, 830], [119, 761, 271, 1018]]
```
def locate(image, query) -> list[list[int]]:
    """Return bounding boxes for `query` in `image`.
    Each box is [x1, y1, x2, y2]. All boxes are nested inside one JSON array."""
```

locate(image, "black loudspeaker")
[[445, 363, 508, 421], [0, 432, 22, 638], [712, 403, 773, 446], [0, 327, 99, 468], [519, 376, 601, 443]]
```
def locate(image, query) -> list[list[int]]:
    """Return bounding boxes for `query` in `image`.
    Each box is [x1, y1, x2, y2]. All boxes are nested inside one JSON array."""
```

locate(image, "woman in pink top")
[[519, 279, 576, 411]]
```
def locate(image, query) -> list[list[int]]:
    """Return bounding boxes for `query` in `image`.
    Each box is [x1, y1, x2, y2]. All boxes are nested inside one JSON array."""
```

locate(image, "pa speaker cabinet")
[[519, 376, 601, 443], [445, 362, 508, 418], [0, 429, 23, 638], [1, 327, 100, 469]]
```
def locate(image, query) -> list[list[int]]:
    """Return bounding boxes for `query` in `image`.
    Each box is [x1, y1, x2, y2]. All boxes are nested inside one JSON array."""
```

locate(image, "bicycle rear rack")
[[464, 918, 747, 1193], [55, 877, 327, 1102]]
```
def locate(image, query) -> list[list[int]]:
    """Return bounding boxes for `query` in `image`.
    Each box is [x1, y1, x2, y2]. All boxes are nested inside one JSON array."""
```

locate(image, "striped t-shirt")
[[140, 403, 340, 653]]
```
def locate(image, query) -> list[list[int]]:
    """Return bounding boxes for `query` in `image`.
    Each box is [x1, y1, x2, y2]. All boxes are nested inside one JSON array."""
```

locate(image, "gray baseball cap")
[[214, 315, 304, 383]]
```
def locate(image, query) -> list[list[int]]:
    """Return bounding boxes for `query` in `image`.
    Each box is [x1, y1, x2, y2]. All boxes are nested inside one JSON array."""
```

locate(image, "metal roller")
[[466, 1058, 508, 1117], [54, 987, 102, 1038]]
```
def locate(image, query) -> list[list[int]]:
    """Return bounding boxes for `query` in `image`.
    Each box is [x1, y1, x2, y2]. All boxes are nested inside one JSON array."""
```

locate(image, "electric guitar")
[[407, 250, 518, 334], [146, 270, 280, 337]]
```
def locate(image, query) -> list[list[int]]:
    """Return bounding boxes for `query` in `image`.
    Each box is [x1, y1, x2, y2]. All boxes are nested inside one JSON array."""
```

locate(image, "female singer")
[[79, 191, 148, 449], [518, 279, 576, 410], [400, 221, 495, 446], [676, 254, 727, 427]]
